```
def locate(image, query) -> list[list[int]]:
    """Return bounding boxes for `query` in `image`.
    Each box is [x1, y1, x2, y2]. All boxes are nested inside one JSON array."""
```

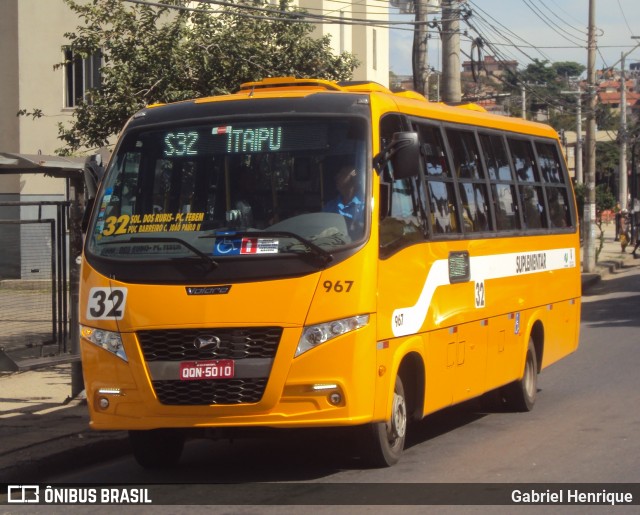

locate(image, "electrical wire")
[[616, 0, 635, 37], [520, 0, 586, 47]]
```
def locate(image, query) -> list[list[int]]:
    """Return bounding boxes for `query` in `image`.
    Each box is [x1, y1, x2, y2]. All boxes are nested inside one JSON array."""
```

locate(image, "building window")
[[64, 49, 101, 108]]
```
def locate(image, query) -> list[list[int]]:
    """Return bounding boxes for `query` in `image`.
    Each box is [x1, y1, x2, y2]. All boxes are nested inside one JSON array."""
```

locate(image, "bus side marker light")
[[378, 366, 386, 377]]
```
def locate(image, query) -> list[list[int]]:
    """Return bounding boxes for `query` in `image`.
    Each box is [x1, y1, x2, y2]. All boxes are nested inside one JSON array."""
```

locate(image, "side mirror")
[[81, 197, 95, 234], [389, 132, 420, 180], [374, 132, 420, 180], [84, 155, 105, 199]]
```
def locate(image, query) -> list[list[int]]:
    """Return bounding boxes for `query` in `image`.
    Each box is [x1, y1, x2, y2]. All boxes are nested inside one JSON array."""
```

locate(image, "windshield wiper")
[[199, 230, 333, 268], [102, 236, 219, 270]]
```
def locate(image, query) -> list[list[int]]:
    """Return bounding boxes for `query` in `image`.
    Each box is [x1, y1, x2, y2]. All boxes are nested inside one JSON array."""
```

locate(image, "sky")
[[389, 0, 640, 77]]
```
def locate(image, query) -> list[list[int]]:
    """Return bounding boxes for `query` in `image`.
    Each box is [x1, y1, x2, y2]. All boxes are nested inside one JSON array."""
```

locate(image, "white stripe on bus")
[[391, 247, 577, 337]]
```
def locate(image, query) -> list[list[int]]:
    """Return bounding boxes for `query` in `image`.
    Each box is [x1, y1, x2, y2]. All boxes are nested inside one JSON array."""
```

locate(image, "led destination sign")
[[216, 125, 282, 153], [161, 122, 329, 156]]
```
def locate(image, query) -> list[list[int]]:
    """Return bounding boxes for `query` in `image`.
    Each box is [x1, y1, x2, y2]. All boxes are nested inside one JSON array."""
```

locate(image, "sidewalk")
[[1, 222, 637, 484], [0, 366, 129, 483]]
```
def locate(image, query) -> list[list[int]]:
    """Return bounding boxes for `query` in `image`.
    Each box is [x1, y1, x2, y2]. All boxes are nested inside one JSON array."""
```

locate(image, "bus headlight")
[[80, 326, 128, 362], [296, 315, 369, 357]]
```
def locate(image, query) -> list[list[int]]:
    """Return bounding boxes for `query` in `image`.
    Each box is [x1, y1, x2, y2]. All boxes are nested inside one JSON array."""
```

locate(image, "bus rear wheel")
[[359, 375, 407, 467], [129, 429, 185, 469], [502, 338, 538, 412]]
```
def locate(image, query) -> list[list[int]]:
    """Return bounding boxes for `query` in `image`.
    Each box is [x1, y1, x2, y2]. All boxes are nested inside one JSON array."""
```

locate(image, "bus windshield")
[[88, 117, 368, 263]]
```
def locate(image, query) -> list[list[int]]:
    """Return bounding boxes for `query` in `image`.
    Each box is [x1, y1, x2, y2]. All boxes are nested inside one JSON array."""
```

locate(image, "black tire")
[[129, 429, 185, 469], [502, 338, 538, 412], [359, 375, 407, 467]]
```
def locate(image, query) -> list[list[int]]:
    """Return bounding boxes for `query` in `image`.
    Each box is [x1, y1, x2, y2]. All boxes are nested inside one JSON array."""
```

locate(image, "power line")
[[123, 0, 432, 29], [537, 0, 587, 40], [520, 0, 586, 47], [616, 0, 635, 36]]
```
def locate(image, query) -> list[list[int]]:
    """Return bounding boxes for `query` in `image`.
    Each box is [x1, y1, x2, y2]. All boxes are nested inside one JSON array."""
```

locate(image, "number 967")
[[322, 280, 354, 293]]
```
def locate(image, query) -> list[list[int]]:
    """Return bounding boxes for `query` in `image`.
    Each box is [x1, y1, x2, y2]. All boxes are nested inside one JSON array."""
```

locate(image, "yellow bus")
[[80, 77, 581, 468]]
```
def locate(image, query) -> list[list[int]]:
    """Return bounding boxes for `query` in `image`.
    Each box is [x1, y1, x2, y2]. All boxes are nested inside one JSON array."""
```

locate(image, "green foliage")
[[596, 183, 616, 212], [54, 0, 358, 154], [573, 183, 616, 220], [503, 59, 585, 122], [596, 141, 619, 172], [16, 108, 44, 120], [551, 61, 586, 79]]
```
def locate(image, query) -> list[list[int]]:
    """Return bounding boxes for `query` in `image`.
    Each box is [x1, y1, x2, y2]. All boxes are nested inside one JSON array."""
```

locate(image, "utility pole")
[[575, 93, 583, 185], [412, 0, 429, 95], [620, 52, 628, 211], [583, 0, 597, 273], [441, 0, 461, 103], [521, 84, 526, 120]]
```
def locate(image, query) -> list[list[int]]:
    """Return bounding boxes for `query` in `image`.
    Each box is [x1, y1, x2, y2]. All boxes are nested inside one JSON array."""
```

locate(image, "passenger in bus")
[[323, 164, 365, 237]]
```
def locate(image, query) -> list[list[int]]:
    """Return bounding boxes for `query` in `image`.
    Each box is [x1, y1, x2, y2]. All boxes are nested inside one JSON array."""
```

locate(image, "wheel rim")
[[387, 391, 407, 445]]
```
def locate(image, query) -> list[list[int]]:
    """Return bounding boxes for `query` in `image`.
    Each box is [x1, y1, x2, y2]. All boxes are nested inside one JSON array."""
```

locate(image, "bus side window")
[[447, 129, 492, 233], [546, 187, 571, 228], [536, 141, 574, 229], [521, 185, 546, 229], [415, 123, 459, 235], [509, 138, 547, 230], [479, 133, 520, 231]]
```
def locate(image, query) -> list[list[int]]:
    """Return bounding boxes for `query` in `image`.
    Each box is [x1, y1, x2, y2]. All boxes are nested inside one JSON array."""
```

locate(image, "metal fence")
[[0, 201, 71, 370]]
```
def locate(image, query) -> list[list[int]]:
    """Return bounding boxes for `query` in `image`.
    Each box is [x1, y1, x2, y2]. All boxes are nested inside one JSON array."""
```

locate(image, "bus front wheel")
[[359, 375, 407, 467], [502, 338, 538, 412], [129, 429, 185, 469]]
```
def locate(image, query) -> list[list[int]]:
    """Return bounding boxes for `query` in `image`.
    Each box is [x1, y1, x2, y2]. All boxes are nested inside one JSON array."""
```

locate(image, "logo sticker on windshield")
[[213, 237, 279, 256], [241, 238, 279, 254]]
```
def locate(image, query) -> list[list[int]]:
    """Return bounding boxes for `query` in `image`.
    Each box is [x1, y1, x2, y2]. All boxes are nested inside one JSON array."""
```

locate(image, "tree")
[[596, 140, 620, 192], [503, 59, 585, 122], [28, 0, 359, 155], [551, 61, 586, 80]]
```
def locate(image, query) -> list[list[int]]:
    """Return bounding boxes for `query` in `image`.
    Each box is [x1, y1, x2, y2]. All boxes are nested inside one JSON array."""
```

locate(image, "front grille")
[[137, 327, 282, 406], [137, 327, 282, 361], [152, 378, 267, 405]]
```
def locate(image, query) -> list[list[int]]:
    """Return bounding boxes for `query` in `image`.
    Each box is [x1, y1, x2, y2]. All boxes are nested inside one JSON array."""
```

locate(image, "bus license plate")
[[179, 359, 234, 381]]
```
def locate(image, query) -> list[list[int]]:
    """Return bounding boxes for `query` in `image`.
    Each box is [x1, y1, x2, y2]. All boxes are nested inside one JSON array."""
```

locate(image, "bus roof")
[[144, 77, 559, 140]]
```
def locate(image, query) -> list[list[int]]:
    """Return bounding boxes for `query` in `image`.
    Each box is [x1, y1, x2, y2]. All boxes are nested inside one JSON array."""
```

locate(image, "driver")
[[323, 164, 365, 238]]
